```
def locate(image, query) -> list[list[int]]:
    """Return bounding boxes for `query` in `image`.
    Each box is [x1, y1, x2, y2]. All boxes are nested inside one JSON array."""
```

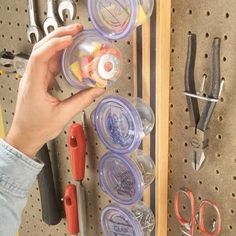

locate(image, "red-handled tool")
[[64, 184, 79, 236], [68, 123, 86, 181], [68, 116, 88, 236]]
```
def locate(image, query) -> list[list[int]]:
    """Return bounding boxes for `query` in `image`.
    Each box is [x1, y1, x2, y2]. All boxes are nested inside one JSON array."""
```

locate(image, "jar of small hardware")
[[91, 95, 155, 154], [101, 202, 155, 236], [99, 150, 156, 205], [61, 30, 123, 91], [88, 0, 154, 40]]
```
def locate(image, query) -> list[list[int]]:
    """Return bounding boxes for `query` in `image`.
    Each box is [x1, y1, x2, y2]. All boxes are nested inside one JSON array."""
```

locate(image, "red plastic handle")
[[64, 184, 79, 235], [68, 123, 87, 181], [174, 188, 196, 236], [199, 200, 222, 236]]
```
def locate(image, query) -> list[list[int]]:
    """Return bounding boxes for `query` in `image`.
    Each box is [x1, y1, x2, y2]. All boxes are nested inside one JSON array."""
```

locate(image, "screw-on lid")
[[88, 0, 137, 40], [92, 95, 144, 154], [101, 204, 144, 236], [99, 152, 144, 205]]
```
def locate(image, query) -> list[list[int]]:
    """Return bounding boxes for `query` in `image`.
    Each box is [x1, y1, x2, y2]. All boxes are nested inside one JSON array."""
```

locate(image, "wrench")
[[43, 0, 59, 35], [58, 0, 77, 22], [27, 0, 43, 43]]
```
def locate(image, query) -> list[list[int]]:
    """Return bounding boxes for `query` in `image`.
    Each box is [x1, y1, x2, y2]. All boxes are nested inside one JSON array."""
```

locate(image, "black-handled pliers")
[[185, 33, 221, 171]]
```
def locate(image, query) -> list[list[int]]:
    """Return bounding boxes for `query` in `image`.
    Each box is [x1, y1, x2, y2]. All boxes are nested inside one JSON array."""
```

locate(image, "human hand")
[[5, 24, 105, 157]]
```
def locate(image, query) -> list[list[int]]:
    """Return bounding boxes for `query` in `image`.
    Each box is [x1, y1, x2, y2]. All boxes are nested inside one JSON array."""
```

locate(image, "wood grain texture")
[[156, 0, 171, 235]]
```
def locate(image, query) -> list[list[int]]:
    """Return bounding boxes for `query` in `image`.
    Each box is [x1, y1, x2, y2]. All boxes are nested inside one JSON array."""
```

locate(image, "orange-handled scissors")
[[174, 188, 221, 236]]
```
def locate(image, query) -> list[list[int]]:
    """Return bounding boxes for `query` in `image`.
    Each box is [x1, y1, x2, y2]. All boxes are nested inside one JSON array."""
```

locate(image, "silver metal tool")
[[77, 182, 87, 236], [0, 51, 28, 77], [43, 0, 59, 35], [184, 33, 223, 171], [58, 0, 77, 22], [27, 0, 43, 43]]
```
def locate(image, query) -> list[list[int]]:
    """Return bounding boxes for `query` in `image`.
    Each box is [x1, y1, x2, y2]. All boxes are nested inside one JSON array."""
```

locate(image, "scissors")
[[174, 188, 221, 236]]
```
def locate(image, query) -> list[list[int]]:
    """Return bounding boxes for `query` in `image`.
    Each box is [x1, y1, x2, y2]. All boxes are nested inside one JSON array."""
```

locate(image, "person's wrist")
[[5, 127, 43, 158]]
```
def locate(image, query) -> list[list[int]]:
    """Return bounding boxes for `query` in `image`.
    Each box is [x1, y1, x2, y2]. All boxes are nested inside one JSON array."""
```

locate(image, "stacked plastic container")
[[92, 95, 156, 236], [61, 0, 155, 235]]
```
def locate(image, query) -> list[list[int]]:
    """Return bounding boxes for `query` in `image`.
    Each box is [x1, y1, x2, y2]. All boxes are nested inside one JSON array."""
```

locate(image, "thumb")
[[59, 87, 105, 119]]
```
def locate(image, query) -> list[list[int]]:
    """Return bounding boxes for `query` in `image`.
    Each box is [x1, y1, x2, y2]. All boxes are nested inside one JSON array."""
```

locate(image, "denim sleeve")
[[0, 139, 43, 236]]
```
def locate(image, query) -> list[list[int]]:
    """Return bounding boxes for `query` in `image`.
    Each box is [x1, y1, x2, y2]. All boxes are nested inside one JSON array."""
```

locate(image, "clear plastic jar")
[[101, 202, 155, 236], [88, 0, 154, 40], [61, 30, 123, 91], [99, 150, 156, 204], [91, 95, 155, 154]]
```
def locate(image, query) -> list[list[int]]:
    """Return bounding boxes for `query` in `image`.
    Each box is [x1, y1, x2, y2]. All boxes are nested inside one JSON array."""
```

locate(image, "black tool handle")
[[185, 33, 200, 127], [37, 144, 61, 225], [198, 38, 221, 131]]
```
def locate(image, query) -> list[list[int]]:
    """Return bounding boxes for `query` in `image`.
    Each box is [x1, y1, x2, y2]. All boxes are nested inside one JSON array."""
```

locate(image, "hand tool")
[[0, 50, 28, 78], [27, 0, 43, 43], [174, 188, 221, 236], [58, 0, 77, 22], [37, 144, 62, 225], [184, 33, 224, 171], [68, 115, 87, 236], [43, 0, 59, 35], [64, 184, 79, 236]]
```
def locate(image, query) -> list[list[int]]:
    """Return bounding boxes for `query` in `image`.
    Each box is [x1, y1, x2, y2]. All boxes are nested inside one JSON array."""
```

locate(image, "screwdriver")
[[68, 117, 87, 236]]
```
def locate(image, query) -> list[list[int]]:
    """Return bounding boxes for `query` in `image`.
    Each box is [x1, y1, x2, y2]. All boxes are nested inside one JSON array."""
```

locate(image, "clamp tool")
[[68, 112, 87, 236], [175, 188, 222, 236], [58, 0, 77, 22], [184, 33, 224, 171], [0, 51, 28, 78], [43, 0, 59, 35]]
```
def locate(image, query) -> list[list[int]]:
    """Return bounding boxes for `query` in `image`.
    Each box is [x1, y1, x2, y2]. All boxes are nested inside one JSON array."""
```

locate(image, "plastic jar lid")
[[61, 30, 122, 90], [99, 152, 144, 205], [88, 0, 154, 40], [101, 204, 144, 236], [91, 95, 144, 154]]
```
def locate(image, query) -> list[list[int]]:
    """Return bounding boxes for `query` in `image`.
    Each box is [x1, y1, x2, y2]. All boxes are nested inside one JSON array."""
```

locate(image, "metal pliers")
[[184, 33, 223, 171], [0, 50, 29, 78]]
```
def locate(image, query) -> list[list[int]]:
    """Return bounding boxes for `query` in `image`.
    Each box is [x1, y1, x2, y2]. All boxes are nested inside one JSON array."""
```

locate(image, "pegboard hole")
[[204, 53, 208, 58], [206, 11, 210, 16], [216, 153, 221, 158], [183, 175, 187, 179], [188, 9, 192, 15], [217, 116, 223, 122], [215, 186, 219, 191], [172, 8, 175, 13], [216, 134, 222, 140], [225, 13, 230, 18], [223, 57, 227, 62], [216, 170, 220, 174], [233, 176, 236, 180], [224, 35, 228, 40], [230, 209, 234, 214], [205, 32, 209, 38], [232, 193, 236, 198], [229, 225, 233, 230], [199, 180, 202, 185]]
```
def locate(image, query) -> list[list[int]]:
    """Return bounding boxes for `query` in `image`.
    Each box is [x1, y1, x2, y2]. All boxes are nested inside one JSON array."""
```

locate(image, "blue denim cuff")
[[0, 139, 43, 197]]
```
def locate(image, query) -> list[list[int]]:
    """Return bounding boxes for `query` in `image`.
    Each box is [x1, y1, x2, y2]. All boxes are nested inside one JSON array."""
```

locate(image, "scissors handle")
[[199, 200, 222, 236], [174, 188, 196, 236]]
